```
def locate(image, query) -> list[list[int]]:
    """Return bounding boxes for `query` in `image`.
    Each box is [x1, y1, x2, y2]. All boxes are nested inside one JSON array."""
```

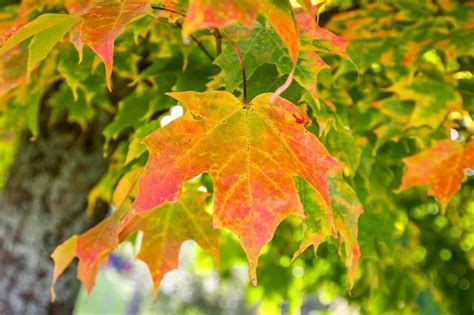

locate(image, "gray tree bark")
[[0, 110, 109, 314]]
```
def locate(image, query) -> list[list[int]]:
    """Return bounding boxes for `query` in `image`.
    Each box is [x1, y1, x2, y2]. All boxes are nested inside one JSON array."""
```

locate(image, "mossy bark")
[[0, 110, 109, 315]]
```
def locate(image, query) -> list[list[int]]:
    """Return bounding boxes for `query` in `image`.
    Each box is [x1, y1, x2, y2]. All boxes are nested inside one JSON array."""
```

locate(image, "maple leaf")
[[214, 23, 292, 93], [50, 235, 78, 301], [50, 209, 120, 300], [400, 140, 474, 209], [215, 12, 350, 104], [182, 0, 299, 63], [51, 188, 218, 298], [293, 11, 352, 103], [0, 14, 81, 77], [294, 176, 363, 286], [121, 189, 219, 298], [0, 4, 94, 96], [66, 0, 150, 90], [132, 91, 339, 284], [72, 206, 128, 293], [295, 11, 349, 61], [215, 22, 329, 103], [296, 0, 325, 20]]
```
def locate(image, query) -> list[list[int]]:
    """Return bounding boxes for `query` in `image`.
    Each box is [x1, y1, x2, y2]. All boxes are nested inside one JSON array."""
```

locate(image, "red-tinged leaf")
[[295, 47, 329, 104], [65, 0, 94, 15], [50, 189, 218, 297], [296, 11, 349, 59], [76, 255, 108, 293], [50, 207, 127, 297], [75, 207, 128, 272], [76, 207, 129, 292], [296, 0, 326, 21], [0, 16, 27, 94], [1, 0, 65, 43], [132, 91, 339, 284], [183, 0, 256, 32], [121, 190, 218, 299], [1, 0, 64, 34], [400, 140, 474, 209], [67, 0, 150, 90], [182, 0, 299, 63], [0, 45, 27, 95], [0, 5, 81, 93], [0, 14, 81, 79], [260, 0, 299, 63], [294, 177, 363, 287]]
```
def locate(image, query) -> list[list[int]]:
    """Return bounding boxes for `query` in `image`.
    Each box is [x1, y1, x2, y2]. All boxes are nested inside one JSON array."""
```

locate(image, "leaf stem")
[[225, 37, 247, 106]]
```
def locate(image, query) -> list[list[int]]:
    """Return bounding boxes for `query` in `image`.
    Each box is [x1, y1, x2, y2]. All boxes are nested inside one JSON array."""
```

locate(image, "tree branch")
[[174, 22, 215, 62], [214, 28, 222, 56], [150, 5, 186, 17], [151, 5, 214, 62]]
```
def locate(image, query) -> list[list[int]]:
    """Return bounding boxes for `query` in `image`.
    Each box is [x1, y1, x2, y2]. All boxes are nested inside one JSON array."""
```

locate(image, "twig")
[[225, 37, 247, 106], [189, 33, 215, 62], [174, 21, 214, 62], [150, 5, 186, 17], [151, 5, 214, 62], [214, 28, 222, 56]]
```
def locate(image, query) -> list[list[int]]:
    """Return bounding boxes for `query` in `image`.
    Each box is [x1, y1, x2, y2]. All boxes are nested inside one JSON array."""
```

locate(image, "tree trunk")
[[0, 111, 109, 314]]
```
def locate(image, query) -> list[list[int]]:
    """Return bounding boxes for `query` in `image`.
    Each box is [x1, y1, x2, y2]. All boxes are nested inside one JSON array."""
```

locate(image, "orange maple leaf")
[[132, 91, 340, 284], [51, 189, 218, 299], [122, 190, 219, 298], [182, 0, 299, 63], [400, 140, 474, 209], [66, 0, 150, 90], [296, 11, 349, 60]]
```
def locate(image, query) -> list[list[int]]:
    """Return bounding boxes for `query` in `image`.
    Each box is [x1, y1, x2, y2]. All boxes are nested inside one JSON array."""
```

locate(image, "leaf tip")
[[50, 288, 56, 302], [105, 71, 113, 92], [248, 258, 258, 287], [50, 235, 78, 301], [250, 274, 258, 287], [152, 285, 160, 303], [347, 244, 360, 289]]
